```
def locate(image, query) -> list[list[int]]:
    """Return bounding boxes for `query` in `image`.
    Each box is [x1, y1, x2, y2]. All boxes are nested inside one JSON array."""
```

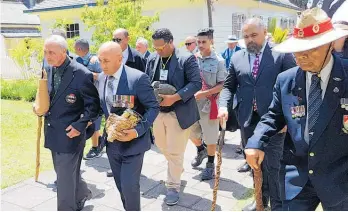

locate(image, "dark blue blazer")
[[221, 46, 241, 69], [98, 65, 160, 156], [44, 58, 101, 153], [247, 55, 348, 207], [126, 46, 146, 73], [145, 48, 202, 129], [219, 43, 296, 128]]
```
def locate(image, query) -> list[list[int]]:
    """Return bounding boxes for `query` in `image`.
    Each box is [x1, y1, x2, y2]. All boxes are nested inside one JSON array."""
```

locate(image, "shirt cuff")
[[219, 107, 228, 113]]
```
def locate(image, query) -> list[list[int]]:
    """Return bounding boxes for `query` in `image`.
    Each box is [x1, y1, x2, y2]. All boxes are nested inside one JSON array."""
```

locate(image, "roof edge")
[[23, 2, 98, 13]]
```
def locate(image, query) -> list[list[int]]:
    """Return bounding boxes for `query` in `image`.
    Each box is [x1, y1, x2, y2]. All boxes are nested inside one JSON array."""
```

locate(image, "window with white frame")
[[66, 23, 80, 38], [232, 13, 246, 38]]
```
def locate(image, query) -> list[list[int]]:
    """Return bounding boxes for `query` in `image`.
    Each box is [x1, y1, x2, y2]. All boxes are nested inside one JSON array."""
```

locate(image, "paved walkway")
[[1, 130, 255, 211]]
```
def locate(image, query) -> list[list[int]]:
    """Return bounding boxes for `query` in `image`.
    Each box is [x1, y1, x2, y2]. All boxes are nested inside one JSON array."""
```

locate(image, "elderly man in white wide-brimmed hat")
[[244, 7, 348, 211], [221, 35, 241, 69]]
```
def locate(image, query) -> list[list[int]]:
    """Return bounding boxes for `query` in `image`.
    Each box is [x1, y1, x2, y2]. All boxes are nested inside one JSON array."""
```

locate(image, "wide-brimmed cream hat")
[[332, 0, 348, 30], [225, 35, 239, 43], [273, 7, 348, 53]]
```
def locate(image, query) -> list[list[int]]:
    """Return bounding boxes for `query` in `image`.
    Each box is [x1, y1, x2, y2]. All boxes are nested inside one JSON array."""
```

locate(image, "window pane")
[[66, 25, 69, 32], [67, 32, 71, 38], [76, 31, 80, 37], [71, 32, 75, 37], [70, 24, 74, 31], [75, 24, 79, 30]]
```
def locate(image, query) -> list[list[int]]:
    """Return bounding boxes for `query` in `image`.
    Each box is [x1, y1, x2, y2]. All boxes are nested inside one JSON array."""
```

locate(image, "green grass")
[[1, 99, 94, 189]]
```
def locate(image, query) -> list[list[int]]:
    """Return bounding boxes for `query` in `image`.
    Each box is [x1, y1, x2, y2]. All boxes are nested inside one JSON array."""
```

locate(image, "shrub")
[[1, 78, 38, 102]]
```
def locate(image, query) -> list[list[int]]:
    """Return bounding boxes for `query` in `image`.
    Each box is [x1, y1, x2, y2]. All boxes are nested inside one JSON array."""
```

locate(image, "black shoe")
[[191, 149, 208, 167], [237, 162, 251, 173], [242, 200, 269, 211], [77, 190, 92, 211], [201, 162, 215, 181], [235, 147, 243, 154], [106, 169, 113, 177], [83, 147, 102, 160]]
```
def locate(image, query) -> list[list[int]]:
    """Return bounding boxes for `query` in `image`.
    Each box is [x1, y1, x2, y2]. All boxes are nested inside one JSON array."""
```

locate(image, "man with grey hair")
[[36, 35, 100, 210], [184, 36, 198, 54], [136, 37, 151, 61], [74, 38, 104, 160], [218, 17, 296, 211]]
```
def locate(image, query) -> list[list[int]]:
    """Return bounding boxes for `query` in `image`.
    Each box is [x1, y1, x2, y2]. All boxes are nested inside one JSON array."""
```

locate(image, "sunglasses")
[[153, 43, 168, 51], [112, 38, 122, 43], [185, 42, 195, 46]]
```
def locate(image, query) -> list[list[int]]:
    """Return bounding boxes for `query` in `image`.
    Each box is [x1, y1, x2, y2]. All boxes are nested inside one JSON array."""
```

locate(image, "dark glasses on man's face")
[[112, 38, 122, 43], [185, 42, 195, 46]]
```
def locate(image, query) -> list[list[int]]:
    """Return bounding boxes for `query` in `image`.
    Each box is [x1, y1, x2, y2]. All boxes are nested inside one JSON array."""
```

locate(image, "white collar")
[[112, 64, 124, 79], [306, 55, 333, 83], [123, 46, 129, 55]]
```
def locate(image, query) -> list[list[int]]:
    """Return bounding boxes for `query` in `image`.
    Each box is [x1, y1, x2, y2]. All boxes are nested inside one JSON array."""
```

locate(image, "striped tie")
[[106, 76, 115, 110], [252, 53, 260, 111], [308, 74, 322, 143]]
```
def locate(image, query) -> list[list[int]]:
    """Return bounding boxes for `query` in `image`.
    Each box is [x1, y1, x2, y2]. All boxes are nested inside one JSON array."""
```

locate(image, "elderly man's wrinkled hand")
[[245, 148, 265, 170]]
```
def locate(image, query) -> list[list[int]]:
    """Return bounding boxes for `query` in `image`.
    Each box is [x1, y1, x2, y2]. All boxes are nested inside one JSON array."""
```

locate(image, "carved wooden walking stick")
[[254, 168, 264, 211], [211, 118, 226, 211]]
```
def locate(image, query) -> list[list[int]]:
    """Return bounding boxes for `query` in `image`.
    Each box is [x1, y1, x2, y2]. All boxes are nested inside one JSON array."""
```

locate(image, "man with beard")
[[218, 18, 296, 211]]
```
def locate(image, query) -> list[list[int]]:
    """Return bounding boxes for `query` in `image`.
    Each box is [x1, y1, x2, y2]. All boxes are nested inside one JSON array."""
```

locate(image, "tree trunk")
[[206, 0, 213, 27]]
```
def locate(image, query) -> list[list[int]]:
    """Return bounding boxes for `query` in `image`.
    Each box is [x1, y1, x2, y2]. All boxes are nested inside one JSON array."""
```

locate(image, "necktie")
[[308, 74, 322, 143], [106, 76, 115, 110], [252, 53, 260, 79], [252, 53, 260, 111], [52, 67, 61, 96]]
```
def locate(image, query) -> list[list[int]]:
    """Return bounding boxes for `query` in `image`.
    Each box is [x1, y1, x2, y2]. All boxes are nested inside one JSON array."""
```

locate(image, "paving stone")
[[141, 163, 166, 178], [192, 177, 252, 200], [89, 188, 124, 211], [83, 155, 111, 169], [142, 182, 167, 200], [22, 171, 57, 192], [143, 152, 167, 166], [176, 187, 207, 208], [85, 180, 113, 198], [32, 197, 57, 211], [1, 201, 28, 211], [140, 175, 162, 194], [141, 196, 157, 208], [143, 199, 192, 211], [1, 182, 27, 195], [81, 166, 109, 184], [2, 184, 56, 209], [191, 193, 236, 211], [84, 204, 120, 211]]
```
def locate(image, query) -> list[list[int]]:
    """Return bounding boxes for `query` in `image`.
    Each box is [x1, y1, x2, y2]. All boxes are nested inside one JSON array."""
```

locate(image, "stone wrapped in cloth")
[[151, 81, 177, 103], [33, 69, 50, 116], [105, 109, 142, 142]]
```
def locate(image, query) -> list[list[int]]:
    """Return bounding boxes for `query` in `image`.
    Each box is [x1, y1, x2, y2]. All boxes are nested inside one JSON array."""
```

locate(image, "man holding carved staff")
[[245, 7, 348, 210], [33, 35, 101, 211], [96, 41, 159, 211]]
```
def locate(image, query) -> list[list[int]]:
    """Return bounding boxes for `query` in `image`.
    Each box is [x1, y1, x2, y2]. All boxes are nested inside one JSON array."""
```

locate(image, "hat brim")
[[225, 40, 239, 43], [273, 28, 348, 53]]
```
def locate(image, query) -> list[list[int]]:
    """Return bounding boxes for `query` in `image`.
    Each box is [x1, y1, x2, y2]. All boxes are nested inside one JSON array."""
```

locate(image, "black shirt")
[[154, 56, 175, 113]]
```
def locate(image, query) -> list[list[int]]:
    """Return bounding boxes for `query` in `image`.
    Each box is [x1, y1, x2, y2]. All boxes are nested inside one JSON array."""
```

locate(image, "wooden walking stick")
[[211, 118, 226, 211], [35, 116, 42, 182], [33, 69, 49, 182], [254, 168, 264, 211]]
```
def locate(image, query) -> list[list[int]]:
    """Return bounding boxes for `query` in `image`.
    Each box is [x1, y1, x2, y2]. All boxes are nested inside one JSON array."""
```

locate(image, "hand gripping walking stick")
[[211, 118, 226, 211]]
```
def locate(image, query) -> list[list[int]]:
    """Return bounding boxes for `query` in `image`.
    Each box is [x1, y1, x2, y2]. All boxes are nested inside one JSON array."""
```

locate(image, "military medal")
[[343, 115, 348, 134], [291, 106, 296, 118], [112, 95, 135, 108]]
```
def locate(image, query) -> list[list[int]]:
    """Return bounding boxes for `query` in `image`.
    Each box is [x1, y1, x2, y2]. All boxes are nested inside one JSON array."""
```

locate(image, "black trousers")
[[107, 147, 144, 211], [282, 180, 348, 211], [51, 141, 90, 211], [240, 112, 284, 210]]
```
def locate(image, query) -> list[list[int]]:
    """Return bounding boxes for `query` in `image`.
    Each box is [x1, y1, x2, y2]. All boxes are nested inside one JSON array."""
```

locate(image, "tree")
[[81, 0, 159, 52], [189, 0, 215, 27]]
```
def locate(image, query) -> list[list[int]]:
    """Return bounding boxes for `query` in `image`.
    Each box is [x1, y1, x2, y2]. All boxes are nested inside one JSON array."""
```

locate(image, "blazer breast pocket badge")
[[112, 95, 135, 108], [291, 105, 305, 119], [343, 115, 348, 134]]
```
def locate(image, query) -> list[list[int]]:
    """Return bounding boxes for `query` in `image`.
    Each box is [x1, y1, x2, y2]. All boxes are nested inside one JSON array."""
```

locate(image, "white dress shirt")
[[105, 64, 123, 112], [122, 47, 129, 65], [304, 55, 333, 143]]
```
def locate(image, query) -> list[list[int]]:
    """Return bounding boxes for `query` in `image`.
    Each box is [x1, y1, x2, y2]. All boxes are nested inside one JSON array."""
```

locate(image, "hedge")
[[1, 78, 37, 102]]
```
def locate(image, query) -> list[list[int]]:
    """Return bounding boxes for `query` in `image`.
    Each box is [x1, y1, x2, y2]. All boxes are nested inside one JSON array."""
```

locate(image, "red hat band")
[[293, 19, 333, 38]]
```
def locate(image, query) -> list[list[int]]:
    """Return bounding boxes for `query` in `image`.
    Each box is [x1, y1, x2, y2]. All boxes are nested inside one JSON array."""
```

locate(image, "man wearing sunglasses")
[[112, 28, 146, 73], [184, 36, 198, 54], [145, 28, 202, 206]]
